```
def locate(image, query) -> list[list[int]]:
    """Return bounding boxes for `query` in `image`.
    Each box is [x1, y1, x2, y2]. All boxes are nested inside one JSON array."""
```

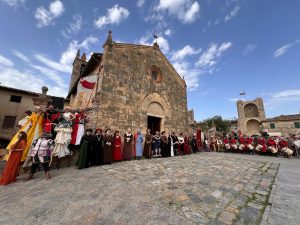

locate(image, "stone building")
[[66, 31, 192, 134], [237, 98, 266, 135], [0, 85, 64, 145], [261, 114, 300, 136]]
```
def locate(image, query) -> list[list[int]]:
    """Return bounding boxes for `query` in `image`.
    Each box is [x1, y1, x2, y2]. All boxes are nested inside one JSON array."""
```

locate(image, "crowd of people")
[[0, 103, 299, 186], [204, 134, 299, 158]]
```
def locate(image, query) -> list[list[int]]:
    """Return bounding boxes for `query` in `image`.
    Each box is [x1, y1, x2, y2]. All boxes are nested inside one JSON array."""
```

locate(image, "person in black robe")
[[76, 129, 93, 169], [92, 128, 103, 166], [160, 131, 169, 157], [170, 132, 179, 156], [103, 129, 113, 164], [191, 134, 198, 153], [143, 129, 153, 159]]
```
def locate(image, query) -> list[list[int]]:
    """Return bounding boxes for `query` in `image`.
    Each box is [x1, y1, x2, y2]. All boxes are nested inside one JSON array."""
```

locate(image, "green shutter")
[[295, 122, 300, 129], [270, 123, 275, 129]]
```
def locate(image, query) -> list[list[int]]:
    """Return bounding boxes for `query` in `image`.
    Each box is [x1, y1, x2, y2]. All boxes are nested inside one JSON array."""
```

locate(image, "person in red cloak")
[[70, 110, 86, 146], [257, 137, 267, 154], [196, 129, 202, 151], [184, 134, 190, 154]]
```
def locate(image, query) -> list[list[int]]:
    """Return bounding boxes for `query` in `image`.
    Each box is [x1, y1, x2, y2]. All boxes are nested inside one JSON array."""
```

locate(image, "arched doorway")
[[147, 102, 164, 134], [246, 119, 260, 135]]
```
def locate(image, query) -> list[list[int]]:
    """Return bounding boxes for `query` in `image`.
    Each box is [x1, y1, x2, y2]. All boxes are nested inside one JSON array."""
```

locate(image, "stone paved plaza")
[[0, 153, 284, 225]]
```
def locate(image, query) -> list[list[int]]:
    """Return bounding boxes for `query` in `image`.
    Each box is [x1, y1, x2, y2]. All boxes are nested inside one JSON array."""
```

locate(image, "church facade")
[[66, 31, 192, 134]]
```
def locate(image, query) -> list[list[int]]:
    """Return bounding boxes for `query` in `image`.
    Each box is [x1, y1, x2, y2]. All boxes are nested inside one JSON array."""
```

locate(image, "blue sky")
[[0, 0, 299, 121]]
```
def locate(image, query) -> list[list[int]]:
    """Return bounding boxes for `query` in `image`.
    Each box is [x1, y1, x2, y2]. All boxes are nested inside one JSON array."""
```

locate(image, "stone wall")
[[86, 43, 190, 135], [261, 120, 300, 136]]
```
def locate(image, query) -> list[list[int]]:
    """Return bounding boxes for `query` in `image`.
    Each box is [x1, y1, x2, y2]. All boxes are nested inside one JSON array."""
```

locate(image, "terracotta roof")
[[262, 114, 300, 122]]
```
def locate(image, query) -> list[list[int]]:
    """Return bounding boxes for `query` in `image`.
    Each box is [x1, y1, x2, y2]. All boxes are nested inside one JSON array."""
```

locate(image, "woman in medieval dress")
[[103, 129, 113, 164], [5, 106, 44, 165], [70, 110, 86, 147], [123, 128, 133, 160], [52, 107, 75, 166], [152, 131, 161, 157], [135, 129, 144, 160], [113, 131, 123, 162], [143, 129, 152, 159]]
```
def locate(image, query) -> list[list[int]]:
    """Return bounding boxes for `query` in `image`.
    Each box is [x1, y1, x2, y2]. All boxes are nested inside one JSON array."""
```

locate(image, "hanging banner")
[[77, 75, 98, 93]]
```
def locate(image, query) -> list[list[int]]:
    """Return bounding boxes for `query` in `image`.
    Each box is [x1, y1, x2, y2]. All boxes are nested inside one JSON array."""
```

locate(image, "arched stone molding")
[[141, 93, 171, 116]]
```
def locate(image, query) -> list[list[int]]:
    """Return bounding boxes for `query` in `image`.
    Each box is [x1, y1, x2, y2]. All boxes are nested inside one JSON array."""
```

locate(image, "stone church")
[[66, 31, 193, 134]]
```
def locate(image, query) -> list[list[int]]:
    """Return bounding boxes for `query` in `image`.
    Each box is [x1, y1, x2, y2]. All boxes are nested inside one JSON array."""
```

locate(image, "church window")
[[150, 65, 162, 83]]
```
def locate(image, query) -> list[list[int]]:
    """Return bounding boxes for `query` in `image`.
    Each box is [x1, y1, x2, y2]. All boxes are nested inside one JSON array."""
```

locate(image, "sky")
[[0, 0, 299, 121]]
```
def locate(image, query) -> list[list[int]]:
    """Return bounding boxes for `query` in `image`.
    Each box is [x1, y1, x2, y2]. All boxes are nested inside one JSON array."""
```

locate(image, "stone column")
[[32, 86, 51, 108]]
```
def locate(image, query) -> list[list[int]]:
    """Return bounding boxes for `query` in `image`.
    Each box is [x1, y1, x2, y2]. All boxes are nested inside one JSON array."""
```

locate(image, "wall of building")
[[0, 89, 35, 140], [85, 43, 190, 134], [261, 120, 300, 136]]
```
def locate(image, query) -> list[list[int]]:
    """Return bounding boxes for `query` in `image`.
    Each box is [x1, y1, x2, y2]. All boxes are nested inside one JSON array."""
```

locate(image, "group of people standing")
[[0, 104, 87, 185], [76, 128, 201, 169], [206, 134, 298, 158]]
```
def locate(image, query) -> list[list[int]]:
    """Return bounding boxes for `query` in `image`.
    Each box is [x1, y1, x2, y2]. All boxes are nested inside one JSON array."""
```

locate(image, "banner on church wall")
[[77, 75, 98, 93]]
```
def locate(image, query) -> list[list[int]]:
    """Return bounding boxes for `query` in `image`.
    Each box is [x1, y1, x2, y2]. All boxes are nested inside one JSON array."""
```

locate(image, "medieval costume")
[[76, 129, 93, 169], [113, 131, 123, 162], [279, 138, 293, 158], [143, 129, 152, 159], [123, 129, 133, 160], [0, 132, 27, 185], [92, 129, 104, 165], [256, 137, 267, 154], [191, 134, 198, 153], [223, 137, 230, 152], [246, 137, 254, 154], [230, 138, 238, 152], [43, 105, 60, 138], [25, 133, 54, 180], [5, 106, 44, 163], [103, 129, 113, 164], [135, 129, 144, 160], [196, 129, 202, 150], [133, 132, 138, 159], [52, 108, 74, 159], [169, 133, 178, 156], [238, 136, 246, 151], [267, 138, 278, 155], [153, 132, 161, 157], [178, 134, 185, 155], [184, 135, 190, 154], [160, 131, 169, 157], [17, 110, 32, 131], [70, 111, 86, 146]]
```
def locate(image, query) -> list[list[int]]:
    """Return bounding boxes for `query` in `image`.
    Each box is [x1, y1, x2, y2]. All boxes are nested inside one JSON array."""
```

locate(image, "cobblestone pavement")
[[0, 153, 279, 225]]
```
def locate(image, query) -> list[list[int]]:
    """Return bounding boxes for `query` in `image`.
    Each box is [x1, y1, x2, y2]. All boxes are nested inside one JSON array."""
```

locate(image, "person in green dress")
[[76, 129, 93, 169]]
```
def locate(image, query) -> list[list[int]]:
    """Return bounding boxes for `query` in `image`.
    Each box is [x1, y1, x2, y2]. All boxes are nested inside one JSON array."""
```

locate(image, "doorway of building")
[[147, 116, 162, 135]]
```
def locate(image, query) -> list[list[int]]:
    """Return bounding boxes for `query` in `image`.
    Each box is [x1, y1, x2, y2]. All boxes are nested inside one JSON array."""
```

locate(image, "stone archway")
[[246, 119, 260, 135]]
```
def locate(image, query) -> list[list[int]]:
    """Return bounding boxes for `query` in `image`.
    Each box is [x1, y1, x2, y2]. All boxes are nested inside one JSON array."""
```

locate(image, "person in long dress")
[[123, 128, 133, 160], [25, 132, 54, 180], [178, 133, 185, 156], [52, 107, 75, 161], [103, 129, 113, 164], [160, 131, 169, 157], [143, 129, 152, 159], [153, 131, 161, 157], [76, 129, 93, 169], [113, 131, 123, 162], [92, 129, 103, 165], [135, 129, 144, 160], [70, 110, 86, 147], [0, 131, 27, 185], [5, 106, 44, 163], [43, 104, 60, 138]]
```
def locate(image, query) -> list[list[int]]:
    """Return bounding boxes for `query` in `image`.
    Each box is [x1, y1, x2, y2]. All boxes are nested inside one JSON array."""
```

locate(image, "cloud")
[[35, 0, 65, 27], [196, 42, 232, 69], [165, 29, 172, 37], [0, 0, 25, 8], [242, 44, 257, 55], [272, 89, 300, 99], [137, 0, 145, 8], [273, 44, 292, 58], [11, 49, 30, 63], [35, 36, 98, 73], [62, 14, 83, 39], [224, 6, 240, 22], [95, 4, 130, 28], [171, 45, 202, 61], [155, 0, 200, 24], [227, 98, 239, 102], [273, 39, 300, 58], [0, 54, 14, 67]]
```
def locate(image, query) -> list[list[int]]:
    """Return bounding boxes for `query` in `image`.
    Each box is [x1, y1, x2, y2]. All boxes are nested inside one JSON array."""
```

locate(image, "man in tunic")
[[103, 129, 113, 164], [191, 133, 198, 153], [160, 131, 169, 157], [153, 131, 161, 157], [43, 104, 60, 138]]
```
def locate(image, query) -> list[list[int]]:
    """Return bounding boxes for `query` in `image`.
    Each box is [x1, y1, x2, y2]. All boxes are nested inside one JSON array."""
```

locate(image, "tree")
[[197, 116, 230, 133]]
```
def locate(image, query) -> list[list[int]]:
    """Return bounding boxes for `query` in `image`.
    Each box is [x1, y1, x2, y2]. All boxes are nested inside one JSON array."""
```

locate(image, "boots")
[[45, 172, 51, 180]]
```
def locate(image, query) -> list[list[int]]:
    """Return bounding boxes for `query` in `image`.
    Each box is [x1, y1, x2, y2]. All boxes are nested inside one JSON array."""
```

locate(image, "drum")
[[255, 144, 263, 152], [247, 144, 254, 150], [281, 147, 293, 156], [239, 144, 245, 150], [225, 144, 230, 149], [232, 144, 238, 149], [268, 146, 278, 154]]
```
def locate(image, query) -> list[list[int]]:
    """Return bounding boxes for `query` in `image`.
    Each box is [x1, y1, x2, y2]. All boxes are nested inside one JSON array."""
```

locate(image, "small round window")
[[150, 65, 162, 83]]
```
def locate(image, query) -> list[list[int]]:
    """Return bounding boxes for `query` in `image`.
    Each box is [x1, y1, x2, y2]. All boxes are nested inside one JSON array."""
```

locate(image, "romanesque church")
[[66, 31, 193, 134]]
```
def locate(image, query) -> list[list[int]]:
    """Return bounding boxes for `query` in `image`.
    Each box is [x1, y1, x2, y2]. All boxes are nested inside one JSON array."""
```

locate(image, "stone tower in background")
[[69, 50, 87, 92], [237, 98, 266, 135]]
